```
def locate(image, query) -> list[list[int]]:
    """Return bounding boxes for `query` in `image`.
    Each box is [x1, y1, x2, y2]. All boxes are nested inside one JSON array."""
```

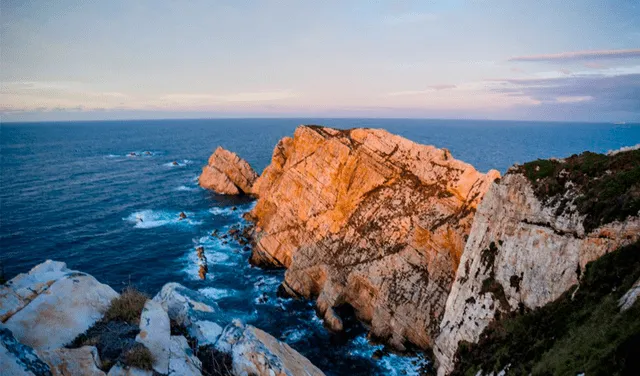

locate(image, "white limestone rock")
[[4, 270, 118, 351], [39, 346, 105, 376], [168, 335, 201, 376], [619, 277, 640, 311], [152, 283, 226, 345], [0, 260, 70, 322], [217, 321, 325, 376], [106, 364, 153, 376], [433, 173, 640, 375], [135, 300, 170, 374], [0, 326, 52, 376]]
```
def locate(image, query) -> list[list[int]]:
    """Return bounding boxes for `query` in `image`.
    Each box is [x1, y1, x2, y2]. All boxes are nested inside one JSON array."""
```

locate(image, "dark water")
[[1, 118, 639, 375]]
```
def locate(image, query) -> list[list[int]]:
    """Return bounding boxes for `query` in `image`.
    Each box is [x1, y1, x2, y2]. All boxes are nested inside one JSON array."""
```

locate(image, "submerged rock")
[[2, 262, 118, 351], [434, 149, 640, 375], [248, 125, 499, 349], [198, 146, 258, 195]]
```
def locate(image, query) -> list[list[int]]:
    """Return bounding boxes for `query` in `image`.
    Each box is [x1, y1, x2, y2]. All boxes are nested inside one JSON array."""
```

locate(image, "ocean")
[[1, 118, 639, 375]]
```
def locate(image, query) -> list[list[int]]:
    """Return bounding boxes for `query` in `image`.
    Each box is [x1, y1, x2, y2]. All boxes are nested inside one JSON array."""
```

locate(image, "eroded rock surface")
[[39, 346, 105, 376], [217, 321, 325, 376], [2, 261, 118, 351], [154, 282, 325, 376], [135, 300, 170, 374], [0, 327, 52, 376], [249, 125, 499, 348], [434, 149, 640, 375], [199, 147, 258, 195]]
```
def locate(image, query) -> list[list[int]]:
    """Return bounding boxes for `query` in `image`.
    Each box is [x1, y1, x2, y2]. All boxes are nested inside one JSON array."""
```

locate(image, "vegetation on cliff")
[[514, 149, 640, 233], [450, 240, 640, 376]]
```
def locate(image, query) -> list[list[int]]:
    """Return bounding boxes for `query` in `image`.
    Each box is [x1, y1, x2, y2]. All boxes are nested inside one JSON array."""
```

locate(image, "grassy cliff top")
[[511, 148, 640, 233]]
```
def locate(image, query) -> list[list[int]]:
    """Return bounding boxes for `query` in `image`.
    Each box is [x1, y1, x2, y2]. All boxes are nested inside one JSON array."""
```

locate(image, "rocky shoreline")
[[2, 124, 638, 375], [0, 261, 325, 376], [198, 125, 640, 375]]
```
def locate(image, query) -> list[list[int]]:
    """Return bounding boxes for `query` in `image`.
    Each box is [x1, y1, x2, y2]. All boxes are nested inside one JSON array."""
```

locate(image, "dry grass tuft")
[[104, 287, 149, 324], [123, 344, 154, 371]]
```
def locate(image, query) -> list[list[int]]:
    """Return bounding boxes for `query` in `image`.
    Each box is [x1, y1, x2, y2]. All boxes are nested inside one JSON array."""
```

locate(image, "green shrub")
[[450, 240, 640, 376]]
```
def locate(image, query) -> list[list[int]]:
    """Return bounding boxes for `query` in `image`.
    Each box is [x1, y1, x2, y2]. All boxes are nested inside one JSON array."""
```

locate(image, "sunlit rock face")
[[199, 146, 258, 195], [248, 125, 500, 349], [433, 149, 640, 375]]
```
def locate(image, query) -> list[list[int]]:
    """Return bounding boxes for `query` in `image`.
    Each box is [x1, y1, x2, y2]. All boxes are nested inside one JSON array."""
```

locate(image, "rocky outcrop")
[[154, 283, 325, 376], [1, 261, 118, 351], [434, 149, 640, 375], [199, 147, 258, 195], [2, 262, 325, 376], [217, 321, 325, 376], [39, 346, 105, 376], [619, 277, 640, 311], [248, 125, 500, 349], [135, 300, 170, 374], [0, 326, 52, 376]]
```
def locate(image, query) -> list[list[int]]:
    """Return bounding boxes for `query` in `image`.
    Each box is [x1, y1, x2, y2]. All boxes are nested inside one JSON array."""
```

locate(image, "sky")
[[1, 0, 639, 122]]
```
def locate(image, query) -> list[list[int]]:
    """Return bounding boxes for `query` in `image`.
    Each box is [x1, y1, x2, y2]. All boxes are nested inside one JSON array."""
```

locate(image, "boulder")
[[198, 147, 258, 195], [217, 321, 325, 376], [153, 283, 226, 345], [619, 277, 640, 311], [3, 262, 118, 351], [135, 300, 170, 374], [1, 260, 70, 322], [0, 327, 52, 376], [39, 346, 105, 376], [106, 364, 153, 376], [249, 125, 499, 349], [168, 335, 201, 376]]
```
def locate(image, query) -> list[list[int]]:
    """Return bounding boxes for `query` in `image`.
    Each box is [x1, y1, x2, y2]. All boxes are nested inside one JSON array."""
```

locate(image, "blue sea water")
[[1, 118, 639, 375]]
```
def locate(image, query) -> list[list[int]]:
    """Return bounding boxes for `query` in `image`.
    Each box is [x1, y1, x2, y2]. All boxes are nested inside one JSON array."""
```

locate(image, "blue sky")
[[1, 0, 639, 122]]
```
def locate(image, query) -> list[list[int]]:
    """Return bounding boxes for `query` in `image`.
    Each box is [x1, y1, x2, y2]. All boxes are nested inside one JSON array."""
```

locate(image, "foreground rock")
[[135, 300, 170, 374], [1, 261, 118, 351], [154, 282, 325, 376], [248, 125, 499, 349], [199, 146, 258, 195], [434, 149, 640, 375], [0, 327, 52, 376], [39, 346, 105, 376], [218, 321, 325, 376]]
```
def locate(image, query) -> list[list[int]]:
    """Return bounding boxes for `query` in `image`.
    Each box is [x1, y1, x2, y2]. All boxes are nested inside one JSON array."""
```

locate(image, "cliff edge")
[[434, 148, 640, 375], [248, 125, 500, 349]]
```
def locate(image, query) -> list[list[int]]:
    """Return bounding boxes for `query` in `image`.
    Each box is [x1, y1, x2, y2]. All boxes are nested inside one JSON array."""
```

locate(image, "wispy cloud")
[[388, 84, 457, 96], [509, 49, 640, 62]]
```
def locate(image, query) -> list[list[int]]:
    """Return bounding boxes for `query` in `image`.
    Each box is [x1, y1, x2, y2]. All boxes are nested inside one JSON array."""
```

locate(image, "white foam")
[[123, 210, 201, 229], [175, 185, 198, 192], [163, 159, 193, 167], [282, 328, 306, 343], [199, 287, 235, 300]]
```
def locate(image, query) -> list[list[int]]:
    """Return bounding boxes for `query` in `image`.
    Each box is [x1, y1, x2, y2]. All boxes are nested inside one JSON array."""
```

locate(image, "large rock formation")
[[1, 261, 118, 351], [199, 146, 258, 195], [434, 149, 640, 375], [248, 125, 499, 349]]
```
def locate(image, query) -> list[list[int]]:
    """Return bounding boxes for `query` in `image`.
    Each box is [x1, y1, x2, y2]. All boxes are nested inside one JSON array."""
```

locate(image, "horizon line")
[[1, 116, 638, 126]]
